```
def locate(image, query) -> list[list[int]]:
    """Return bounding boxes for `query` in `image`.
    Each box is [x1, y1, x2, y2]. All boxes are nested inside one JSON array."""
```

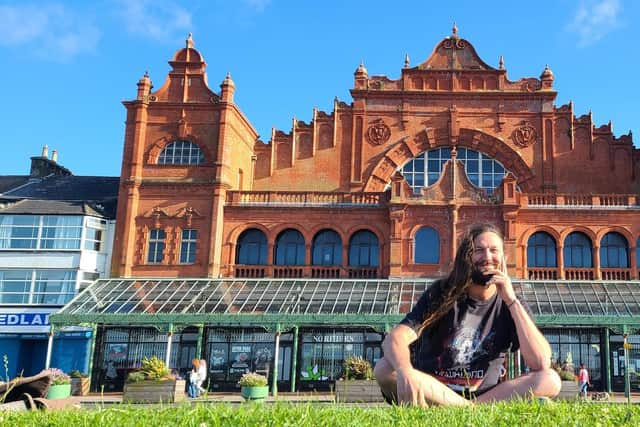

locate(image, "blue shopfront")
[[0, 308, 91, 378]]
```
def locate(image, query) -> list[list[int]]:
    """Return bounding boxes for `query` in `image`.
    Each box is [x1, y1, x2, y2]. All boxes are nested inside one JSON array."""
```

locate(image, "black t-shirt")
[[400, 287, 526, 394]]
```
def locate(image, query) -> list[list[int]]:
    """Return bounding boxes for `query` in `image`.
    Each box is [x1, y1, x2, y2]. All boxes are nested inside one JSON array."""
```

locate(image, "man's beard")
[[470, 266, 494, 286]]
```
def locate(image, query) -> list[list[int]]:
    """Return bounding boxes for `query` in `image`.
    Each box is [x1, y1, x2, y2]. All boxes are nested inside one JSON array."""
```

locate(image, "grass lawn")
[[1, 401, 638, 426]]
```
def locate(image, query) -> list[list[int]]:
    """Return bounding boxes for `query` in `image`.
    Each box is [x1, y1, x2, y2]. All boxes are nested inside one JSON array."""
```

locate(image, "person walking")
[[197, 359, 207, 395], [578, 363, 591, 399], [188, 359, 201, 398]]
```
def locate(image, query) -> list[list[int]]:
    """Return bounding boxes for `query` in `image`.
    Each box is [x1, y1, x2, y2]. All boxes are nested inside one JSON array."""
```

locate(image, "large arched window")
[[236, 229, 267, 265], [563, 232, 593, 268], [414, 227, 439, 264], [158, 140, 204, 165], [527, 231, 557, 267], [312, 230, 342, 266], [274, 229, 305, 265], [348, 230, 379, 267], [400, 147, 509, 194], [600, 232, 629, 268]]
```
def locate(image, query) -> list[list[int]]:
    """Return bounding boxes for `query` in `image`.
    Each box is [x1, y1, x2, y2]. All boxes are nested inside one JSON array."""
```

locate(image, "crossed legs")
[[374, 357, 561, 406]]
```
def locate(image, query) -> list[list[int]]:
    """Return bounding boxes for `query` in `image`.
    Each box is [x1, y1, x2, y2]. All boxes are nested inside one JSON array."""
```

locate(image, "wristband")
[[506, 298, 518, 308]]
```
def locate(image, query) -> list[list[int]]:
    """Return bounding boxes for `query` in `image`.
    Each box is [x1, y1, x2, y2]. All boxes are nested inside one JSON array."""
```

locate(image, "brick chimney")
[[29, 146, 72, 178]]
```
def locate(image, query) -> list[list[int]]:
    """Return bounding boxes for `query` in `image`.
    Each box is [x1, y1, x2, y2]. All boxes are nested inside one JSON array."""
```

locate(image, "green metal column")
[[87, 323, 98, 380], [603, 328, 611, 393], [290, 326, 299, 392], [623, 328, 631, 404], [196, 324, 204, 357], [165, 323, 174, 368], [508, 352, 515, 379], [45, 325, 55, 369], [272, 325, 280, 397]]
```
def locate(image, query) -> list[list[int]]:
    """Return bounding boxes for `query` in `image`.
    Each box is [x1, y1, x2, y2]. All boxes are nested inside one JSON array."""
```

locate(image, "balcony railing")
[[232, 265, 380, 279], [601, 268, 632, 281], [528, 267, 559, 280], [523, 193, 638, 208], [564, 268, 595, 280], [226, 191, 387, 207]]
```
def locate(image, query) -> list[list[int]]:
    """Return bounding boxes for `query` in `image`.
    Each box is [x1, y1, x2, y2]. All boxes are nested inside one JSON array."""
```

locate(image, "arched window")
[[274, 229, 305, 265], [414, 227, 439, 264], [600, 232, 629, 268], [312, 230, 342, 266], [158, 140, 204, 165], [400, 147, 510, 194], [563, 232, 593, 268], [348, 230, 379, 267], [236, 229, 267, 265], [527, 231, 557, 267]]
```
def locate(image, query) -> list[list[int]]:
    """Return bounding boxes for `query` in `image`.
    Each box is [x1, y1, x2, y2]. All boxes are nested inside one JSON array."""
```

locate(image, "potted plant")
[[46, 368, 71, 400], [552, 358, 579, 400], [69, 370, 90, 396], [122, 356, 185, 403], [334, 356, 382, 403], [238, 372, 269, 402]]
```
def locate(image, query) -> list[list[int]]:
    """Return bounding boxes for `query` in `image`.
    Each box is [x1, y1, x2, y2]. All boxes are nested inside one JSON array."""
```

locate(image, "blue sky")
[[1, 0, 637, 177]]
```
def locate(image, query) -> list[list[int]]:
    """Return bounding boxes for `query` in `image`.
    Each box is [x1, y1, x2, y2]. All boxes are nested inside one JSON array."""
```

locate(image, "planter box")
[[47, 384, 71, 400], [556, 380, 580, 400], [241, 385, 269, 401], [334, 380, 384, 403], [71, 377, 90, 396], [123, 379, 186, 403]]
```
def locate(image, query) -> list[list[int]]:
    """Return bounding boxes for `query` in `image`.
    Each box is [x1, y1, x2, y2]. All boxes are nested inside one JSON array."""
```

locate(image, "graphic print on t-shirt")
[[434, 325, 498, 392]]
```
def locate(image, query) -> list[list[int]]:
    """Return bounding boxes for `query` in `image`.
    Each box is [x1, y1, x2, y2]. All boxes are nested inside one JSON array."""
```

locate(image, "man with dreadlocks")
[[374, 223, 561, 406]]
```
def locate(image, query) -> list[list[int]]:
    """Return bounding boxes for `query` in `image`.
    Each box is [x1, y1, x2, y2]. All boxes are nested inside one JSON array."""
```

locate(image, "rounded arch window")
[[274, 229, 305, 265], [348, 230, 379, 267], [527, 231, 557, 267], [400, 147, 510, 194], [600, 232, 629, 268], [236, 229, 267, 265], [158, 140, 204, 165], [563, 232, 593, 268], [312, 230, 342, 266], [414, 227, 439, 264]]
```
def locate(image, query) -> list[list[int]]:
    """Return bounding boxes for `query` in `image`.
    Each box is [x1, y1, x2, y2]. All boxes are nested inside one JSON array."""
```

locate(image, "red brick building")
[[113, 31, 638, 283], [58, 30, 640, 393]]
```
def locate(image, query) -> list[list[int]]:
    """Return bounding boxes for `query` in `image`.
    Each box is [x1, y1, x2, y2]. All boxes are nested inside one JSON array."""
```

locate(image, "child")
[[188, 359, 201, 398]]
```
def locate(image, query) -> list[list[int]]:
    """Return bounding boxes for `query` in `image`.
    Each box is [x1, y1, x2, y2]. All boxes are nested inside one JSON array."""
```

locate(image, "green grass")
[[1, 401, 638, 426]]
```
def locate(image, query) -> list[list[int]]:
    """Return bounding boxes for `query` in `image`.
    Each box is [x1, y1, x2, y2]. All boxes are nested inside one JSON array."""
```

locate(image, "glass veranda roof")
[[51, 279, 640, 328]]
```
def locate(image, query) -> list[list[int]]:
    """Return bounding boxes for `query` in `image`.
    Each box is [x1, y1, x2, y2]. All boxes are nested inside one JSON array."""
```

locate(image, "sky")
[[0, 0, 638, 177]]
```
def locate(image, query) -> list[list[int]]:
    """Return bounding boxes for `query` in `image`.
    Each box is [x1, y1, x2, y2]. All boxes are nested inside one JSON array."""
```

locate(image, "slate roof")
[[0, 175, 120, 218]]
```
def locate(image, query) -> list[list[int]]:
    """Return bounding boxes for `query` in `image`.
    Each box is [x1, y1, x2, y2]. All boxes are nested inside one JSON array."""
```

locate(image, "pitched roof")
[[0, 175, 120, 218]]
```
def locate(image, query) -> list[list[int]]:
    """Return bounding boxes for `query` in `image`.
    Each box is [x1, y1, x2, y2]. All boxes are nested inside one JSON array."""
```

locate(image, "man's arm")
[[381, 323, 418, 374], [508, 300, 552, 371], [492, 257, 551, 371]]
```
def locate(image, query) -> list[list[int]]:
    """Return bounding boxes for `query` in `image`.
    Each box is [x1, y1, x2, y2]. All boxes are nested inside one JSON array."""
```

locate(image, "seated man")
[[374, 223, 561, 406]]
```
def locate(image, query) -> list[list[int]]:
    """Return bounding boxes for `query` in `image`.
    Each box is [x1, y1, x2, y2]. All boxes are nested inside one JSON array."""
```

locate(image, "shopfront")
[[50, 278, 640, 394]]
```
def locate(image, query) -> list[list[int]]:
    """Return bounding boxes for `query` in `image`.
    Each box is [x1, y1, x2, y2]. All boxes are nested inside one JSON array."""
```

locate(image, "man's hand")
[[396, 366, 428, 406], [487, 256, 517, 305]]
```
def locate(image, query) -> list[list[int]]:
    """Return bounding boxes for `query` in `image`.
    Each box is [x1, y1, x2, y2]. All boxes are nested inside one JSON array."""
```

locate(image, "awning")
[[50, 279, 640, 330]]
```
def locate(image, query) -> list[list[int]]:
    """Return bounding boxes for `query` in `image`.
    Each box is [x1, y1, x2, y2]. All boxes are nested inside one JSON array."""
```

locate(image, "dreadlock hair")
[[416, 223, 503, 336]]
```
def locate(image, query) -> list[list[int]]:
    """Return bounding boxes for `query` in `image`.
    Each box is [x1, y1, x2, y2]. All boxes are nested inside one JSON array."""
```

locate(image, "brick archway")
[[363, 128, 535, 192]]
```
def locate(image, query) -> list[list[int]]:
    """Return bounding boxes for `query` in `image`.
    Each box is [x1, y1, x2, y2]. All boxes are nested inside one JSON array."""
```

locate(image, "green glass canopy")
[[50, 279, 640, 331]]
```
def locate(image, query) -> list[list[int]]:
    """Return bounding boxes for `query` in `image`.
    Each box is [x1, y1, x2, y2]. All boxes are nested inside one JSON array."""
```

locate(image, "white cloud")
[[0, 4, 101, 61], [567, 0, 622, 46], [114, 0, 193, 42]]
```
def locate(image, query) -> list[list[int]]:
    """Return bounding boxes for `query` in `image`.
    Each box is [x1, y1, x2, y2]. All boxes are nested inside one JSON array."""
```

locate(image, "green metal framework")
[[50, 278, 640, 332]]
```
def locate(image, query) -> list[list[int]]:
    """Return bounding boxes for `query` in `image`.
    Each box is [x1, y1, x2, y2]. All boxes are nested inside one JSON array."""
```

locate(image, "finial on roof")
[[186, 33, 194, 48], [499, 55, 504, 70], [144, 70, 149, 78], [452, 21, 458, 38], [404, 53, 410, 68]]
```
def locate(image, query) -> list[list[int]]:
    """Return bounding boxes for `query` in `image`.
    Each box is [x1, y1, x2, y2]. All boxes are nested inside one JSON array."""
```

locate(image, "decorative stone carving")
[[511, 121, 537, 147], [366, 119, 391, 145]]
